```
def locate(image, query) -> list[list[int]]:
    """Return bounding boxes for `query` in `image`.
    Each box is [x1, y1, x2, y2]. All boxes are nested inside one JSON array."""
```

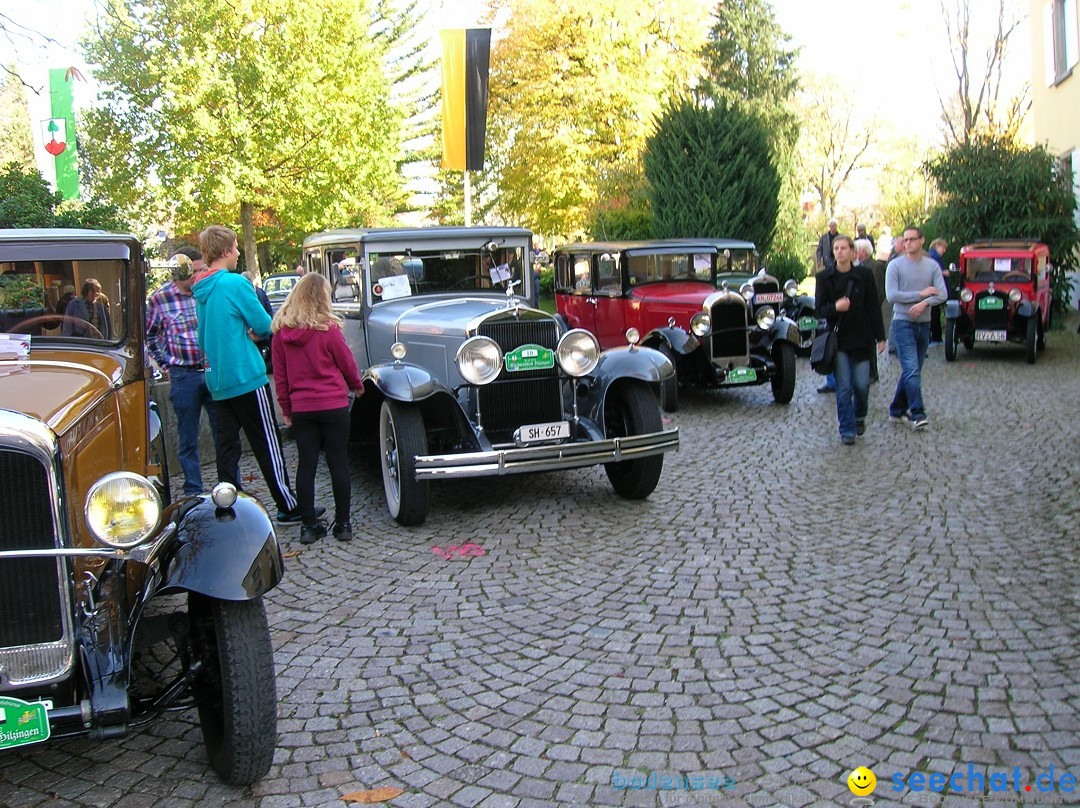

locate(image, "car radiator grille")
[[709, 301, 749, 359], [973, 293, 1008, 330], [0, 450, 65, 649], [476, 319, 563, 443]]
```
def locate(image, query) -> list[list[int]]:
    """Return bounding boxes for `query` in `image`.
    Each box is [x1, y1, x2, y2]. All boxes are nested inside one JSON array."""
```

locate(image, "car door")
[[589, 253, 626, 348]]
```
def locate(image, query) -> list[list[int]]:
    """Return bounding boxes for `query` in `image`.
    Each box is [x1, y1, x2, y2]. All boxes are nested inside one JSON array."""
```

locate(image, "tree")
[[926, 136, 1078, 311], [0, 162, 124, 230], [643, 97, 779, 251], [938, 0, 1029, 147], [485, 0, 708, 238], [0, 71, 34, 170], [81, 0, 408, 274]]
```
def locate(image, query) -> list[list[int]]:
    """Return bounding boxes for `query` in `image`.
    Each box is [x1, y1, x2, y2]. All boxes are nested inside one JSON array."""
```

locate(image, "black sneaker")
[[299, 521, 327, 545], [856, 419, 866, 436], [332, 520, 353, 542], [277, 505, 325, 524]]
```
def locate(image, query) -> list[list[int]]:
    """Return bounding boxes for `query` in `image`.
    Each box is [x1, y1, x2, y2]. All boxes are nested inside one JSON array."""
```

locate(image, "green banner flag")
[[47, 68, 79, 201]]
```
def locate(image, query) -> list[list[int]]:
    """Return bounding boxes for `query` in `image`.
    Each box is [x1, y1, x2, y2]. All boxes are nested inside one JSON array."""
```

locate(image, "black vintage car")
[[0, 229, 282, 784]]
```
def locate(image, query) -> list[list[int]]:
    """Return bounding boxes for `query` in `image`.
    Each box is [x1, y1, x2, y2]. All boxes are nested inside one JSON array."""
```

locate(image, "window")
[[1045, 0, 1078, 86]]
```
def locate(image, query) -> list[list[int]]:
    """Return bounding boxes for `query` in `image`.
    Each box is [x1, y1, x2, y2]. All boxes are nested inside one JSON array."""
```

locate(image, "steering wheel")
[[10, 314, 104, 339], [1002, 272, 1029, 283]]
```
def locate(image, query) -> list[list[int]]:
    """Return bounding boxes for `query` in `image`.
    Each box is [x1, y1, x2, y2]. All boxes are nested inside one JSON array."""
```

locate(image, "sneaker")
[[817, 385, 836, 394], [928, 341, 943, 347], [332, 520, 353, 542], [888, 413, 910, 424], [277, 505, 325, 524], [841, 435, 856, 445], [299, 521, 327, 545], [855, 419, 866, 436], [911, 416, 929, 430]]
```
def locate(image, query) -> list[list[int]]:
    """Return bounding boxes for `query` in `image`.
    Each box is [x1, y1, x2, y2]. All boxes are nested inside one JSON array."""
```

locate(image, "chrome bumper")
[[413, 428, 679, 480]]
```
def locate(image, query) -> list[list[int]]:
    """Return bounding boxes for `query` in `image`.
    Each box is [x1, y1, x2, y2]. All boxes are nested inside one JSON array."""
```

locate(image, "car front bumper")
[[413, 428, 679, 480]]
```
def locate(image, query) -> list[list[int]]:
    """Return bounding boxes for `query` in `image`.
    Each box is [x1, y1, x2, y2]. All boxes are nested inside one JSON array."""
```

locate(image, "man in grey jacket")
[[884, 226, 947, 430]]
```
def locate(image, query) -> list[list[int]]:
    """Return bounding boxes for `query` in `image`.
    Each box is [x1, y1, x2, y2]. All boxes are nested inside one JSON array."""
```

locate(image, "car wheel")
[[1036, 311, 1046, 351], [379, 399, 429, 526], [770, 341, 796, 404], [944, 318, 957, 362], [1025, 315, 1037, 364], [603, 382, 663, 500], [656, 343, 679, 413], [963, 334, 974, 351], [189, 594, 277, 785]]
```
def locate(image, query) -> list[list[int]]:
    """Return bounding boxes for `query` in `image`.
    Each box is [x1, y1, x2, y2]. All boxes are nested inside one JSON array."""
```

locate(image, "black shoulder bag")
[[810, 277, 853, 375]]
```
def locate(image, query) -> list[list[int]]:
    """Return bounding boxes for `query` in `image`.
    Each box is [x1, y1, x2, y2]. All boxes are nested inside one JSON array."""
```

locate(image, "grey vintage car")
[[300, 227, 679, 526]]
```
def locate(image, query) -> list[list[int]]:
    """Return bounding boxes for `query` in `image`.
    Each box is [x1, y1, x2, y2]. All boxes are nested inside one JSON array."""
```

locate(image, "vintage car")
[[945, 240, 1051, 364], [299, 227, 679, 526], [553, 239, 799, 411], [0, 229, 282, 784]]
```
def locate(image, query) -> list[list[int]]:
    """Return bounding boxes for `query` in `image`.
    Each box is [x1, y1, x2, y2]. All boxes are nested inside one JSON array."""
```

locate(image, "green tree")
[[926, 136, 1079, 311], [81, 0, 407, 274], [0, 162, 125, 230], [643, 97, 779, 251], [485, 0, 708, 238], [0, 70, 35, 170]]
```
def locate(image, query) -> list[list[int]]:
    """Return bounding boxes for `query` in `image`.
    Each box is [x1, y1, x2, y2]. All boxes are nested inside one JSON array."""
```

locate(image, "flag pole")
[[464, 171, 472, 227]]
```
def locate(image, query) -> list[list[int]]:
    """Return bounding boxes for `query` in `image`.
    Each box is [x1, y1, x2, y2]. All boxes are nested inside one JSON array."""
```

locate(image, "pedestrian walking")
[[271, 273, 364, 544], [193, 225, 311, 523], [815, 218, 839, 271], [884, 226, 947, 430], [816, 236, 887, 445], [855, 237, 886, 383], [927, 238, 949, 345], [146, 247, 224, 496]]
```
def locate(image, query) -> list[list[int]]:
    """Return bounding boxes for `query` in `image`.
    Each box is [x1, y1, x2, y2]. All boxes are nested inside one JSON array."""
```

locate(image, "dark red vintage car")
[[945, 240, 1052, 364]]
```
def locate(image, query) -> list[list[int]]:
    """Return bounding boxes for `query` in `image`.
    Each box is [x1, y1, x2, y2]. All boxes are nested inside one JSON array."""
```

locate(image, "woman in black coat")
[[815, 236, 887, 445]]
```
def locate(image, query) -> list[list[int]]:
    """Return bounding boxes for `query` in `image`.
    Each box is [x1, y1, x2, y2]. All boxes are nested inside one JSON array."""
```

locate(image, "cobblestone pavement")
[[3, 323, 1079, 808]]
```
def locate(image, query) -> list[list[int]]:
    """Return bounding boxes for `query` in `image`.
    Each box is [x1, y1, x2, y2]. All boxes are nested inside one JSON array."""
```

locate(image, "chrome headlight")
[[783, 279, 798, 298], [690, 311, 711, 337], [84, 472, 162, 549], [1008, 288, 1022, 303], [625, 327, 641, 346], [211, 482, 238, 508], [756, 306, 776, 329], [456, 336, 503, 385], [557, 328, 600, 377], [960, 288, 973, 302], [739, 282, 755, 301], [390, 342, 407, 360]]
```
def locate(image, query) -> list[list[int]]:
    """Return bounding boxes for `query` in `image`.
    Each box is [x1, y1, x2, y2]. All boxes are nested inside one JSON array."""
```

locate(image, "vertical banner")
[[440, 28, 491, 172], [47, 68, 79, 200]]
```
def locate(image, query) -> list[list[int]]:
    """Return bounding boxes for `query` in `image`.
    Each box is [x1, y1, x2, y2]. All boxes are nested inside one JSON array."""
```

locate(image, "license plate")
[[978, 296, 1004, 310], [516, 420, 569, 444], [975, 329, 1007, 342], [0, 697, 51, 750], [756, 292, 784, 303], [798, 316, 818, 331], [727, 367, 757, 384]]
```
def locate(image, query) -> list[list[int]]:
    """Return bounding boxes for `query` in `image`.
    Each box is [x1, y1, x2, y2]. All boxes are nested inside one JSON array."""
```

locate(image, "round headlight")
[[625, 327, 640, 346], [211, 482, 238, 508], [960, 288, 973, 302], [456, 336, 503, 385], [390, 342, 407, 360], [84, 472, 161, 549], [690, 311, 711, 337], [783, 279, 798, 298], [1008, 288, 1022, 303], [557, 328, 600, 377], [739, 282, 755, 301], [756, 306, 776, 329]]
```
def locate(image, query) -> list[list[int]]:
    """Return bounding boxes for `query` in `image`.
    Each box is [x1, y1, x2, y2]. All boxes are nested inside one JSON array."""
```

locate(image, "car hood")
[[372, 294, 537, 340], [0, 355, 120, 435], [631, 283, 713, 308]]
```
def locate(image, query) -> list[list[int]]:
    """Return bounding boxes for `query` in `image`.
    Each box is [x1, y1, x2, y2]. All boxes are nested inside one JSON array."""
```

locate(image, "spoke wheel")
[[189, 594, 277, 785], [603, 382, 664, 500], [379, 400, 429, 525]]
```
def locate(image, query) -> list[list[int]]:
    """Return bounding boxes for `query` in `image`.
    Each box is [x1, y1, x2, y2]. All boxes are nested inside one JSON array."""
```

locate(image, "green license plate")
[[0, 697, 51, 750], [728, 367, 757, 384], [978, 296, 1004, 310], [505, 344, 555, 372], [798, 316, 818, 331]]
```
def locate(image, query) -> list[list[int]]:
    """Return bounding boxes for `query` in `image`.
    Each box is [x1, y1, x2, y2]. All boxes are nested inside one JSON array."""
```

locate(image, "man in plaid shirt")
[[146, 247, 224, 496]]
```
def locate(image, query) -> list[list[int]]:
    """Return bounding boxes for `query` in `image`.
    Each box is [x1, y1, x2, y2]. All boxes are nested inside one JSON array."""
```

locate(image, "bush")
[[762, 250, 808, 286]]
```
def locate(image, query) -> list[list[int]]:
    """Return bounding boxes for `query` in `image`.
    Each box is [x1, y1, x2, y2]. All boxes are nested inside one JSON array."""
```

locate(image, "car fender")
[[366, 363, 453, 402], [945, 300, 961, 319], [644, 326, 698, 355], [770, 315, 800, 344], [580, 346, 672, 426], [1016, 300, 1036, 319], [159, 494, 283, 601]]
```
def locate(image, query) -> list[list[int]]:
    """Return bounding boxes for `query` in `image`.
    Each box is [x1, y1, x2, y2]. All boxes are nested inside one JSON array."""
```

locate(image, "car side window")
[[596, 256, 620, 294], [573, 256, 592, 292]]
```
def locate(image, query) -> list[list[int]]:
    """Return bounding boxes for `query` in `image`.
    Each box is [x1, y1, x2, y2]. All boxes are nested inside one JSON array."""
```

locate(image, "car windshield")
[[366, 246, 526, 301], [626, 253, 714, 287], [264, 275, 298, 296], [716, 249, 757, 275], [0, 259, 126, 344], [965, 256, 1032, 282]]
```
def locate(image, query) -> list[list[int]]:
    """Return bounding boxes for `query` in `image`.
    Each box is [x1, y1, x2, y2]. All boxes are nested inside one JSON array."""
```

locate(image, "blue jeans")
[[889, 319, 930, 420], [169, 367, 218, 495], [833, 350, 870, 438]]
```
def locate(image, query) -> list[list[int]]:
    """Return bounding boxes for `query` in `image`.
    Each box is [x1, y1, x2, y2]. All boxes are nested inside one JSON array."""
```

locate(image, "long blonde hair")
[[271, 273, 343, 333]]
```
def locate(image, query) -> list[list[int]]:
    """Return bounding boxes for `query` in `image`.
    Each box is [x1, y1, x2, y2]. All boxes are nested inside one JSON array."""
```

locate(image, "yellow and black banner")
[[440, 28, 491, 171]]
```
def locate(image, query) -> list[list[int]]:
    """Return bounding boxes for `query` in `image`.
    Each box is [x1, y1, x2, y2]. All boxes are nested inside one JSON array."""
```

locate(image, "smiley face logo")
[[848, 766, 876, 796]]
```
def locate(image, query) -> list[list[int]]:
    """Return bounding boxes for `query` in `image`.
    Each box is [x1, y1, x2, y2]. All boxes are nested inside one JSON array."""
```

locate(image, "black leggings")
[[291, 406, 352, 525]]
